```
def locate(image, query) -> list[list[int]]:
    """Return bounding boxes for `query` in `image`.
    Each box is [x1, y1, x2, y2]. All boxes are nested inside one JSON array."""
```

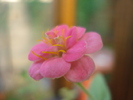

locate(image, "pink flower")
[[28, 25, 103, 82]]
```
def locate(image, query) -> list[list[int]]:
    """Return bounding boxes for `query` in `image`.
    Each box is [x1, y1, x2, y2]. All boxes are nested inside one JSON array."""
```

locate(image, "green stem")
[[76, 82, 95, 100]]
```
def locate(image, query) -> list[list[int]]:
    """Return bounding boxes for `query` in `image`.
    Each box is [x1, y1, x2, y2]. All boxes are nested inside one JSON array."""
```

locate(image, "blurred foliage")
[[6, 70, 53, 100], [58, 73, 111, 100], [77, 0, 113, 47], [77, 0, 110, 34], [88, 73, 111, 100], [59, 87, 77, 100]]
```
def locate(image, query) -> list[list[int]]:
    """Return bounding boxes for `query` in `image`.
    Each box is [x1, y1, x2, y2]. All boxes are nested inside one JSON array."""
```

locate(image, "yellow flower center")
[[32, 29, 71, 59]]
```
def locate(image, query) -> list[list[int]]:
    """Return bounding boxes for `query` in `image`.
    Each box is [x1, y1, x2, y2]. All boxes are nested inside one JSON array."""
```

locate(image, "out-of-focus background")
[[0, 0, 133, 100]]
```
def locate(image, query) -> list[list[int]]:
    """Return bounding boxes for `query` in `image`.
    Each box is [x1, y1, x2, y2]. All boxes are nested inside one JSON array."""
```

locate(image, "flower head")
[[28, 25, 103, 82]]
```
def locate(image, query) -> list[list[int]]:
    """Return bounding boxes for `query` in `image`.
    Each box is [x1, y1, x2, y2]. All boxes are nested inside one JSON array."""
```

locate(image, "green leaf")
[[88, 73, 111, 100]]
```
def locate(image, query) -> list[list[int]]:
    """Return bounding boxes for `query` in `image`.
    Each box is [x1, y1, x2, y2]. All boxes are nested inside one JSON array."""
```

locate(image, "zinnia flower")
[[28, 25, 103, 82]]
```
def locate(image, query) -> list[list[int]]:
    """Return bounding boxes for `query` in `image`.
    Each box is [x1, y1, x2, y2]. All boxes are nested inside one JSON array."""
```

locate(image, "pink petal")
[[63, 41, 86, 62], [76, 26, 86, 39], [28, 42, 57, 61], [80, 32, 103, 54], [66, 27, 77, 48], [52, 25, 69, 36], [46, 31, 57, 38], [40, 57, 71, 79], [29, 61, 44, 80], [64, 55, 95, 82]]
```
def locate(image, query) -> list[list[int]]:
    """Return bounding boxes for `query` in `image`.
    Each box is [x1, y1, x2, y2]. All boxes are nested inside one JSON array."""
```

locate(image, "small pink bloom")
[[28, 25, 103, 82]]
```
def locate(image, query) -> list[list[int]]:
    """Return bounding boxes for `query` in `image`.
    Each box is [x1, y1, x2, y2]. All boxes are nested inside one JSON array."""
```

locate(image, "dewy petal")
[[80, 32, 103, 54], [63, 41, 86, 62], [29, 61, 44, 80], [40, 57, 71, 79], [28, 42, 57, 61], [76, 26, 86, 39], [64, 55, 95, 82], [66, 27, 77, 48]]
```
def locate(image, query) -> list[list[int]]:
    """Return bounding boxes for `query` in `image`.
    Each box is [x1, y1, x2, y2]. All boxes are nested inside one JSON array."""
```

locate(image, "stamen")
[[42, 51, 58, 55], [65, 36, 71, 40], [49, 39, 53, 44], [52, 44, 64, 47], [43, 37, 53, 45], [43, 37, 49, 44], [32, 51, 46, 60], [42, 31, 45, 38], [58, 50, 66, 53]]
